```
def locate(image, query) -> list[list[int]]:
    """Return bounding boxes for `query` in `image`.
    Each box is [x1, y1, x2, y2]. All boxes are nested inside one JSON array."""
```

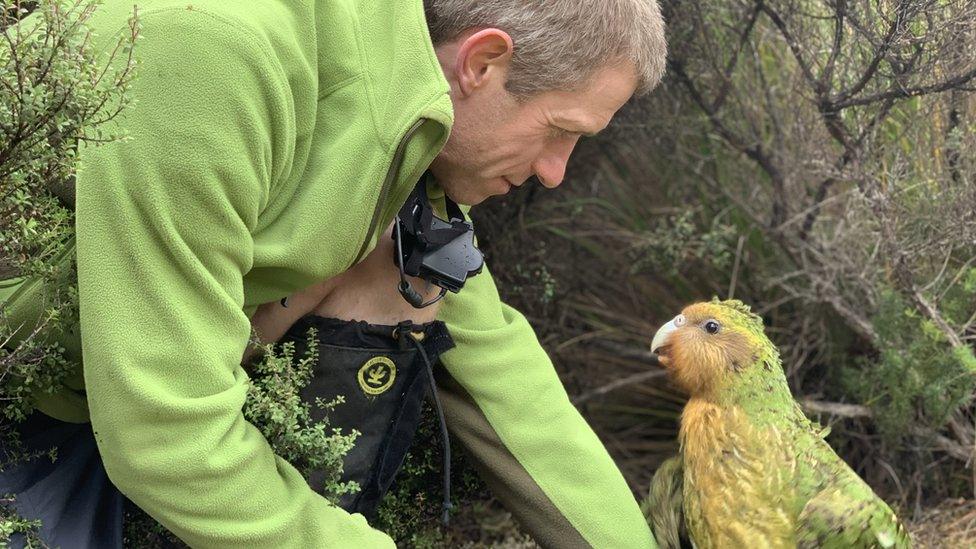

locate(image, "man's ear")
[[454, 28, 514, 96]]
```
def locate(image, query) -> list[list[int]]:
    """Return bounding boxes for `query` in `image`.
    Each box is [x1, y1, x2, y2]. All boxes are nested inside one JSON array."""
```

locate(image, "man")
[[1, 0, 666, 547]]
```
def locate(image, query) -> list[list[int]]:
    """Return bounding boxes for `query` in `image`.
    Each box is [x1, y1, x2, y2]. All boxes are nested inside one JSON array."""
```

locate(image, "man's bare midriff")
[[243, 223, 444, 364]]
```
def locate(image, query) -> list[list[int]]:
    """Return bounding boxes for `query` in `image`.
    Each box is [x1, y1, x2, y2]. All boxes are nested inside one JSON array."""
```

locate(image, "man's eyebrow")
[[553, 116, 606, 137]]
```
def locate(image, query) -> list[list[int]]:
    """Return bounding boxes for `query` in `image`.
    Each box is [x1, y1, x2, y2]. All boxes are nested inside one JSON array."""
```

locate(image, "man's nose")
[[533, 137, 579, 189]]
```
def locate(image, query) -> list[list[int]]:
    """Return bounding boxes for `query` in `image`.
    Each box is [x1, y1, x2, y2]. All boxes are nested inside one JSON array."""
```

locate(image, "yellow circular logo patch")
[[357, 357, 396, 395]]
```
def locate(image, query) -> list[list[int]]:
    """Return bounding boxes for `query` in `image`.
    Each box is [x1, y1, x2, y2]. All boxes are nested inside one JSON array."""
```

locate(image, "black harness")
[[393, 173, 484, 308]]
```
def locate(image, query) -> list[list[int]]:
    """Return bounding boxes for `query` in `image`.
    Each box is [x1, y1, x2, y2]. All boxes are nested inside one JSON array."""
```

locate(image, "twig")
[[728, 234, 746, 299], [573, 369, 667, 405], [800, 399, 975, 463], [833, 64, 976, 109]]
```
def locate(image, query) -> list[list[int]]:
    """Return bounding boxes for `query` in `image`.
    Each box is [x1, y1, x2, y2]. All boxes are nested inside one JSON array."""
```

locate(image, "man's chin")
[[454, 197, 486, 207], [434, 175, 501, 206], [441, 187, 486, 207]]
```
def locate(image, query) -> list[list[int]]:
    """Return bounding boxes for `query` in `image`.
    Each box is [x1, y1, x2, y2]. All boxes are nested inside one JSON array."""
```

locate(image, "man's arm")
[[437, 264, 657, 548], [76, 8, 392, 547]]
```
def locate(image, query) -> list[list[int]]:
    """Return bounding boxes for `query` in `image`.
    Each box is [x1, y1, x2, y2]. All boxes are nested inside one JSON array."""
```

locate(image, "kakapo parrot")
[[643, 299, 910, 548]]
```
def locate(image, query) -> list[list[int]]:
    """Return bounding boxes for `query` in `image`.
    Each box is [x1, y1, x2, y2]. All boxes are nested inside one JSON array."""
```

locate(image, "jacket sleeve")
[[436, 263, 657, 548], [75, 9, 393, 548]]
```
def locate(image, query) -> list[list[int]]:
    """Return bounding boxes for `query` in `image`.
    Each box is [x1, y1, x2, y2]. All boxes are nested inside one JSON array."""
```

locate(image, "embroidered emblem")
[[357, 357, 396, 395]]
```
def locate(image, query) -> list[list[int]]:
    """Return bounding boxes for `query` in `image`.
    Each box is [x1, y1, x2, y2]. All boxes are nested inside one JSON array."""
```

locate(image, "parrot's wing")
[[795, 470, 911, 549], [643, 456, 692, 549]]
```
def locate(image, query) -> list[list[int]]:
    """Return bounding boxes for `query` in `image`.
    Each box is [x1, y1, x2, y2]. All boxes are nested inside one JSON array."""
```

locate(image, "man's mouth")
[[497, 177, 516, 195]]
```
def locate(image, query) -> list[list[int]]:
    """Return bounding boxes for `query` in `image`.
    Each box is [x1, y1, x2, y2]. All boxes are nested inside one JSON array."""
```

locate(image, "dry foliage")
[[476, 0, 976, 516], [908, 497, 976, 548]]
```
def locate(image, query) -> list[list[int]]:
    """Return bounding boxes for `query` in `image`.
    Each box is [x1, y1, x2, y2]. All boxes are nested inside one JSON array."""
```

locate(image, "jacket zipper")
[[352, 117, 428, 265]]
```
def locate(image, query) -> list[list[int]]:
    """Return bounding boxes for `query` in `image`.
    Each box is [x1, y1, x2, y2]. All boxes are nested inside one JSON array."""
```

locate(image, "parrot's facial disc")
[[652, 301, 767, 397]]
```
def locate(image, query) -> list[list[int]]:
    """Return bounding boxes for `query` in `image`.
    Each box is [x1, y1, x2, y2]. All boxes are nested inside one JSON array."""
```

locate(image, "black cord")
[[407, 334, 453, 525], [394, 219, 447, 309]]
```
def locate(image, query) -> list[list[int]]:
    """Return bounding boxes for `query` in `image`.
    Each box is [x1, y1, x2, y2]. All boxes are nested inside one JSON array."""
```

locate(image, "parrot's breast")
[[679, 399, 798, 548]]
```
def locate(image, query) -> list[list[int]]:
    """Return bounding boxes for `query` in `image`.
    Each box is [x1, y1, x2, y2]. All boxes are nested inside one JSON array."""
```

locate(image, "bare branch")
[[819, 0, 847, 90], [834, 0, 914, 103], [834, 64, 976, 109], [711, 2, 763, 112], [911, 288, 966, 349], [760, 3, 822, 92], [670, 60, 789, 227], [801, 400, 975, 462], [801, 398, 872, 418], [572, 370, 668, 405]]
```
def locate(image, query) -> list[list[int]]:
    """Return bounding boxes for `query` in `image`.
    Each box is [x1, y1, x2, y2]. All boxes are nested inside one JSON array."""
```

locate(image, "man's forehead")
[[547, 64, 637, 132]]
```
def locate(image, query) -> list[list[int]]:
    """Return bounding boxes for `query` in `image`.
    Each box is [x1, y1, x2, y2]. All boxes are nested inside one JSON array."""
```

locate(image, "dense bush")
[[0, 0, 138, 424], [475, 0, 976, 515], [843, 286, 976, 441], [1, 1, 138, 543]]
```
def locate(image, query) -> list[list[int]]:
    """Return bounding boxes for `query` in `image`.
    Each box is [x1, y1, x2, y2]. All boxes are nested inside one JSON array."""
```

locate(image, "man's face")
[[430, 53, 638, 206]]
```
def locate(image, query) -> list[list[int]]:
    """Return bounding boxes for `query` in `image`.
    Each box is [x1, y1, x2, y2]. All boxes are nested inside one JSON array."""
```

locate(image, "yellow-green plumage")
[[645, 299, 910, 548], [643, 456, 687, 548]]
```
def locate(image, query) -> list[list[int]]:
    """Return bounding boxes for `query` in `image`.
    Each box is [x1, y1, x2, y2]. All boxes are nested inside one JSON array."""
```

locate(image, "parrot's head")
[[650, 299, 780, 399]]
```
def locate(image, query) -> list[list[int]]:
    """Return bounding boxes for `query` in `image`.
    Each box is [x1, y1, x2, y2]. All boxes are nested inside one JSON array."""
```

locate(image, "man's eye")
[[703, 320, 721, 334]]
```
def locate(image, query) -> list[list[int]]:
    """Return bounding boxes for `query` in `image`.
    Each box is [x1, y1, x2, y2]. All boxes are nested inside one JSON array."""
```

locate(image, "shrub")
[[1, 0, 137, 543]]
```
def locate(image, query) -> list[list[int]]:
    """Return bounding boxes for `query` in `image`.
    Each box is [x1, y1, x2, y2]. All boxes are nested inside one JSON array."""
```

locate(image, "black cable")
[[394, 219, 447, 309], [407, 333, 453, 525]]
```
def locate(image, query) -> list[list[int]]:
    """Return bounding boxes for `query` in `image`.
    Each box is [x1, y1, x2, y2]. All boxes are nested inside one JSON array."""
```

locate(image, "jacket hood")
[[315, 0, 454, 142]]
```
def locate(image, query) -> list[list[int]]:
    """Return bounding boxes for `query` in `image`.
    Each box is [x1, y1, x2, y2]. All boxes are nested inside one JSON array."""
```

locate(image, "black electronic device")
[[393, 173, 484, 308]]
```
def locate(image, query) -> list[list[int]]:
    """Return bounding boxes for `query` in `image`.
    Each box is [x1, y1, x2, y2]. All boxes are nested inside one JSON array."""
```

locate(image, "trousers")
[[0, 412, 125, 548], [276, 314, 456, 518]]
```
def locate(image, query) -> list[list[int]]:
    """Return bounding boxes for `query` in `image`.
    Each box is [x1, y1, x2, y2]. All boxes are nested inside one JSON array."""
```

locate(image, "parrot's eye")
[[703, 320, 721, 334]]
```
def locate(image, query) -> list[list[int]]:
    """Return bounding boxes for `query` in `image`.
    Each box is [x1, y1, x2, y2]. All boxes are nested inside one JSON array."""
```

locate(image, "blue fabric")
[[0, 411, 124, 549]]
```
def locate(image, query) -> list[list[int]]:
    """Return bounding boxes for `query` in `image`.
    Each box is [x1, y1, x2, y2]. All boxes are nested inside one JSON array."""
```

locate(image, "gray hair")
[[423, 0, 667, 98]]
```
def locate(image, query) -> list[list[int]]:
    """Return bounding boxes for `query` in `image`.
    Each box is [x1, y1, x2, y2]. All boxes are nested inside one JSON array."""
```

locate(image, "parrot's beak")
[[650, 317, 679, 363]]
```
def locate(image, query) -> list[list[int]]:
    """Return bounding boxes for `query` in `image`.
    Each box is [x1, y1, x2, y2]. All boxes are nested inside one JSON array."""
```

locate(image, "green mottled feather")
[[643, 456, 690, 549], [646, 300, 911, 548]]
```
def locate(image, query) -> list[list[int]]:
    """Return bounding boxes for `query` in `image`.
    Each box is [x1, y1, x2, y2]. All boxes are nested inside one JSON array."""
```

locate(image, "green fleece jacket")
[[0, 1, 655, 547]]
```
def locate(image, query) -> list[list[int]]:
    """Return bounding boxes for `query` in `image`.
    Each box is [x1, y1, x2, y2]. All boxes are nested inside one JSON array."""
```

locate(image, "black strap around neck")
[[398, 174, 468, 250]]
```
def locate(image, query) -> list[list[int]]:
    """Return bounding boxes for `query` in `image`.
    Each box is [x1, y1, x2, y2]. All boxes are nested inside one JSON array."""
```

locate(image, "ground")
[[909, 498, 976, 548]]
